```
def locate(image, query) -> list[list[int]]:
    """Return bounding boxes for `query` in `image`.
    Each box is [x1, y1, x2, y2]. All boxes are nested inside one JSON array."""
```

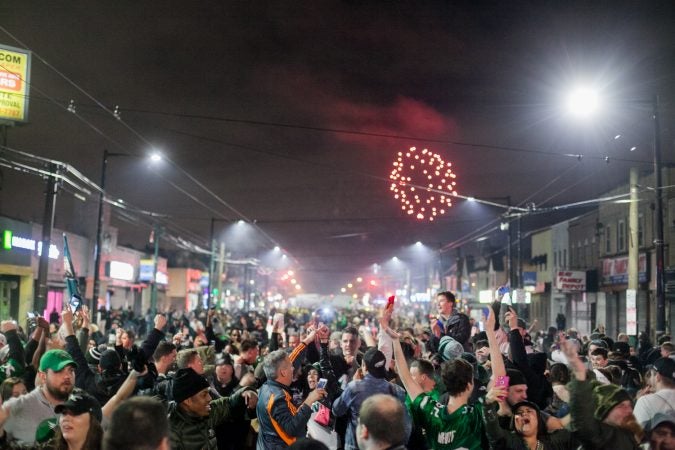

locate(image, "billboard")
[[0, 44, 31, 122]]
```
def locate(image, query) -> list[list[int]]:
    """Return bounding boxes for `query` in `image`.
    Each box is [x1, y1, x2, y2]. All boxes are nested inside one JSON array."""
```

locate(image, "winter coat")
[[168, 386, 250, 450], [568, 378, 640, 450]]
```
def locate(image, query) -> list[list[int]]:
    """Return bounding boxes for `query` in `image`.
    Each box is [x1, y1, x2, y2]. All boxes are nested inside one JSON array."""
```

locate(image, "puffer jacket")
[[168, 386, 250, 450], [569, 378, 640, 450]]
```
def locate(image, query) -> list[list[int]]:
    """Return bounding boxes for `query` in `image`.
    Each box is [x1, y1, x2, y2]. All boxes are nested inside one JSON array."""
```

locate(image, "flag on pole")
[[63, 234, 81, 305]]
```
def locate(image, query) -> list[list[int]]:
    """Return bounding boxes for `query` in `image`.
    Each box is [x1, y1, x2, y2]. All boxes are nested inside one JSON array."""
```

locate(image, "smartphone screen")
[[317, 378, 328, 389], [69, 295, 81, 313]]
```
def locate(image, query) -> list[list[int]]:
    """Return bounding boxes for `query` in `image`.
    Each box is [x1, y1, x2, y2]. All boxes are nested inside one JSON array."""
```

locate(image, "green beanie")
[[593, 383, 632, 420]]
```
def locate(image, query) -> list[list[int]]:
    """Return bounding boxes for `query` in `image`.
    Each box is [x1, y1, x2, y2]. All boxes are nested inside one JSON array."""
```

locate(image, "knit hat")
[[172, 368, 210, 403], [86, 344, 106, 366], [593, 383, 632, 420], [39, 349, 77, 372], [363, 348, 387, 378], [55, 389, 103, 422], [506, 368, 527, 387], [310, 362, 322, 376], [438, 336, 463, 362], [99, 349, 121, 371]]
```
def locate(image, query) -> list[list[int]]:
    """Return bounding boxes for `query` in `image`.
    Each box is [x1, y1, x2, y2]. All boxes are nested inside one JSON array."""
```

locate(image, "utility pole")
[[653, 95, 666, 336], [627, 168, 639, 335], [207, 217, 215, 307], [150, 223, 161, 314], [91, 150, 109, 321], [215, 242, 226, 309], [35, 163, 59, 314]]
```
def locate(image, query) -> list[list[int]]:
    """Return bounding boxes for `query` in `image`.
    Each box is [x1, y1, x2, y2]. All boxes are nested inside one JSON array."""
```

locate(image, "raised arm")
[[485, 304, 505, 384], [102, 368, 144, 419], [385, 325, 423, 402]]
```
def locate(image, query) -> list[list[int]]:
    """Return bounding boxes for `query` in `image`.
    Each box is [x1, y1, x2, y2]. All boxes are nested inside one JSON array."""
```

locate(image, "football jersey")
[[410, 393, 485, 450]]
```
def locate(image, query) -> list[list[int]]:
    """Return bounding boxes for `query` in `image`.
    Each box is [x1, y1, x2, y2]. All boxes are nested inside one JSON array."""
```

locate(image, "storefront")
[[167, 268, 207, 312], [0, 217, 35, 322], [600, 253, 649, 338]]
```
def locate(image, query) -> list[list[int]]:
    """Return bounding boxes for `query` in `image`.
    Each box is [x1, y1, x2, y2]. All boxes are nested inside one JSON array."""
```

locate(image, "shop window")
[[605, 225, 612, 254], [46, 290, 64, 318], [618, 219, 626, 252]]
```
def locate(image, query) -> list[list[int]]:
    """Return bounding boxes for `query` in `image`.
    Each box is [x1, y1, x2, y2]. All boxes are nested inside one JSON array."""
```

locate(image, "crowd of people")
[[0, 291, 673, 450]]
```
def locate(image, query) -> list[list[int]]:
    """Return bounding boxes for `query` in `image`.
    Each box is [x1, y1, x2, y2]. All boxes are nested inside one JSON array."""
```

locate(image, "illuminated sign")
[[139, 259, 168, 284], [156, 272, 169, 285], [0, 44, 31, 122], [1, 229, 60, 259], [106, 261, 134, 281]]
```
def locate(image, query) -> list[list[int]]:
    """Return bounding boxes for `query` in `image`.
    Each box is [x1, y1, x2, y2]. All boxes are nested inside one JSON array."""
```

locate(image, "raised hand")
[[504, 307, 518, 330], [303, 388, 327, 407], [61, 309, 74, 327], [303, 326, 317, 345], [317, 324, 330, 341], [485, 385, 508, 404], [154, 314, 167, 331], [486, 303, 496, 332]]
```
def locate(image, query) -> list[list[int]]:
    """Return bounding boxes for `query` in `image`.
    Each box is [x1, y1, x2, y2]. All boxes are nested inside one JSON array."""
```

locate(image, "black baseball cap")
[[55, 390, 102, 422]]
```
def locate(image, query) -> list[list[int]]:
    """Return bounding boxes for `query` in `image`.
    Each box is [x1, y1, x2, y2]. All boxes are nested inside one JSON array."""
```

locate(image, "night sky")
[[1, 1, 673, 293]]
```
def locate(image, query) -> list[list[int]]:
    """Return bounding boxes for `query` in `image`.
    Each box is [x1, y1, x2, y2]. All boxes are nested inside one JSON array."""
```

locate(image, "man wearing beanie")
[[562, 338, 643, 450], [169, 367, 257, 450], [333, 347, 410, 450]]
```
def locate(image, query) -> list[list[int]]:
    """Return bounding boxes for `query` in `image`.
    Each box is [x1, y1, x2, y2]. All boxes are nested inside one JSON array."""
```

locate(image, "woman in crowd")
[[0, 389, 103, 450]]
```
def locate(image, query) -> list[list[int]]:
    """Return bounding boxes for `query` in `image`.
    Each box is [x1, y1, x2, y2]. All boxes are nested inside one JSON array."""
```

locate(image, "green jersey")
[[410, 393, 485, 450]]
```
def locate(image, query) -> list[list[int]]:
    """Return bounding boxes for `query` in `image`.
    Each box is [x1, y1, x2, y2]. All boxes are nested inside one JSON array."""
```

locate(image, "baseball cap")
[[39, 349, 77, 372], [55, 389, 103, 422], [363, 347, 387, 378], [652, 357, 675, 382], [649, 411, 675, 432]]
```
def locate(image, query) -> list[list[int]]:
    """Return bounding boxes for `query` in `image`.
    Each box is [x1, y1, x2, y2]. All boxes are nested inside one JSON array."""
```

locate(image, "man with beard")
[[1, 349, 76, 443], [563, 339, 643, 450]]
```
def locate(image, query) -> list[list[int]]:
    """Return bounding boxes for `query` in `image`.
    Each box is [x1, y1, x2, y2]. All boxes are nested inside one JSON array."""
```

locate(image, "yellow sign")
[[0, 44, 31, 122]]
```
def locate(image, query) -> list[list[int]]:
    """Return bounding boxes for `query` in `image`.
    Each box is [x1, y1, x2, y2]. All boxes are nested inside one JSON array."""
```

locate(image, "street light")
[[565, 85, 600, 118], [564, 88, 666, 335], [92, 150, 161, 319]]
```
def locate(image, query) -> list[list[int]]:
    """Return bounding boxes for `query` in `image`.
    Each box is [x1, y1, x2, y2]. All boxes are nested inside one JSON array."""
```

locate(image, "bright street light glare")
[[273, 246, 280, 252], [415, 241, 423, 246], [565, 86, 600, 118], [150, 152, 162, 162]]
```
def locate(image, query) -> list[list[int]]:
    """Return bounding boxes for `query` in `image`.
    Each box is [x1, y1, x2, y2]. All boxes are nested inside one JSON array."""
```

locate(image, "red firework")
[[389, 147, 457, 221]]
